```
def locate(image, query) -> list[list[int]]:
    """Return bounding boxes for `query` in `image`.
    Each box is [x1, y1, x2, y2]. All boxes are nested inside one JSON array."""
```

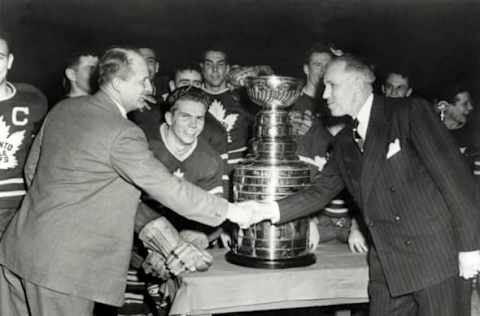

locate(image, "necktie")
[[352, 119, 364, 153]]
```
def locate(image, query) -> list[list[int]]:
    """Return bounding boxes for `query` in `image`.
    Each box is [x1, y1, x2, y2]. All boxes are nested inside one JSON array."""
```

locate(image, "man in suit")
[[0, 47, 273, 316], [266, 55, 480, 315]]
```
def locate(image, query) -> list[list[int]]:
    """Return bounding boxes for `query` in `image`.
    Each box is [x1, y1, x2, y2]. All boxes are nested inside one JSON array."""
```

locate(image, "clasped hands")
[[226, 200, 279, 229]]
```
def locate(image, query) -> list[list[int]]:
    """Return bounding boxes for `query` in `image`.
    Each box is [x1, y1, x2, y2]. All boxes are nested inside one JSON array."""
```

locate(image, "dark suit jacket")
[[277, 95, 480, 296], [0, 91, 228, 306]]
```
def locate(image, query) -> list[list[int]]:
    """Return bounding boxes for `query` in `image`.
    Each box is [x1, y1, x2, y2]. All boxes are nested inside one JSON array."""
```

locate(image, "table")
[[169, 242, 369, 316]]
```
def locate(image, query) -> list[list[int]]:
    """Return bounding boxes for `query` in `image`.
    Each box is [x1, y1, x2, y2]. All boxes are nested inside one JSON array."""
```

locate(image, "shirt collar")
[[354, 93, 374, 139]]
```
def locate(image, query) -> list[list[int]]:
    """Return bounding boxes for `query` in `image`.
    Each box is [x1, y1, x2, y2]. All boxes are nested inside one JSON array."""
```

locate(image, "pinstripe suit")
[[277, 96, 480, 315]]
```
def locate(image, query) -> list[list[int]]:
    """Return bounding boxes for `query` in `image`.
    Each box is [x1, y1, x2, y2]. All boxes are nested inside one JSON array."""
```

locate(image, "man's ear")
[[7, 54, 14, 70], [226, 64, 230, 73], [154, 61, 159, 75], [112, 77, 122, 92], [406, 88, 412, 97], [303, 64, 309, 77], [199, 62, 204, 70], [381, 85, 386, 94], [165, 111, 173, 126], [65, 68, 76, 82], [168, 80, 176, 92]]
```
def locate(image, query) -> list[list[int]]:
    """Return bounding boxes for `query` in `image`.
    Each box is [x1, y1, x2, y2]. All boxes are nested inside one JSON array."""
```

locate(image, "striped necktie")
[[352, 119, 364, 153]]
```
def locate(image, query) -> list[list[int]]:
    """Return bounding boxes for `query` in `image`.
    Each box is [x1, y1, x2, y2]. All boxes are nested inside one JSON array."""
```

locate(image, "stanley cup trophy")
[[226, 75, 316, 268]]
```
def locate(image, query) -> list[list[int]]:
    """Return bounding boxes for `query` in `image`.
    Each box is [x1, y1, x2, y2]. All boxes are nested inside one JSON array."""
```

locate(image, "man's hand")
[[309, 219, 320, 251], [226, 201, 279, 228], [348, 228, 368, 253], [459, 250, 480, 279], [348, 218, 368, 253]]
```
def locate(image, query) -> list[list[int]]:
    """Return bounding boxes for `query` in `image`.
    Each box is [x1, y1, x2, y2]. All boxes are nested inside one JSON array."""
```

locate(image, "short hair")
[[65, 51, 97, 70], [165, 86, 211, 113], [201, 45, 229, 64], [332, 54, 376, 85], [0, 28, 12, 54], [303, 42, 332, 65], [98, 48, 135, 86], [384, 69, 412, 87], [441, 81, 471, 104], [63, 51, 98, 92], [173, 62, 202, 80]]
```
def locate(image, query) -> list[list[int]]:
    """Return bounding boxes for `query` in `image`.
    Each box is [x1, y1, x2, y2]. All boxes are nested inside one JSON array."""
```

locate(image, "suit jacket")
[[278, 95, 480, 296], [0, 91, 228, 306]]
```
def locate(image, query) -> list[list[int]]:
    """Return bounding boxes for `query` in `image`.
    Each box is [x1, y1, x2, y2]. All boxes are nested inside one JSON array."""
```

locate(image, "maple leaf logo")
[[208, 99, 239, 142], [0, 116, 25, 169], [173, 168, 184, 179], [209, 100, 226, 124]]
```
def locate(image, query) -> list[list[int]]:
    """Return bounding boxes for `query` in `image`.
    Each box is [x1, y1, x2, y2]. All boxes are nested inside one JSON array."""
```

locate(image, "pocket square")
[[386, 138, 401, 159]]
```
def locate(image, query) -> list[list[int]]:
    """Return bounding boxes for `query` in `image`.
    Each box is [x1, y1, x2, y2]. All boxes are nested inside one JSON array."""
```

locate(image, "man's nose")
[[322, 86, 330, 99], [145, 80, 153, 94]]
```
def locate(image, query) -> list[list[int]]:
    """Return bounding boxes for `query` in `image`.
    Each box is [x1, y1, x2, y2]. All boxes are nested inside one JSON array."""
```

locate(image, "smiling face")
[[165, 99, 206, 145], [446, 91, 474, 124]]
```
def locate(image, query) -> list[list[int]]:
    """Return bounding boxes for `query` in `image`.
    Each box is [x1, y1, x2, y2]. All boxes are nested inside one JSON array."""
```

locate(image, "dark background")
[[1, 0, 479, 104]]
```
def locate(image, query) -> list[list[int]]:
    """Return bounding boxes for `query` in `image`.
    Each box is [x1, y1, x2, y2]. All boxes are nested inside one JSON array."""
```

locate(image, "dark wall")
[[1, 0, 479, 104]]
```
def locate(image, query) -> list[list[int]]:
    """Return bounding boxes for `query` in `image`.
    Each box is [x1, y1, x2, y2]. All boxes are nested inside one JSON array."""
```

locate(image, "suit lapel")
[[360, 96, 391, 204]]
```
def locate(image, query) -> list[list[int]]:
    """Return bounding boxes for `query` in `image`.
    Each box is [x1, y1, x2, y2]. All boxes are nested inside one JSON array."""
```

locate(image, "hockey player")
[[0, 31, 48, 237]]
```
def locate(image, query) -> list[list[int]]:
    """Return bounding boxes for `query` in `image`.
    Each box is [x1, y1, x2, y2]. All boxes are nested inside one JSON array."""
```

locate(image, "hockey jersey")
[[149, 123, 224, 196], [203, 87, 254, 169], [0, 82, 47, 209]]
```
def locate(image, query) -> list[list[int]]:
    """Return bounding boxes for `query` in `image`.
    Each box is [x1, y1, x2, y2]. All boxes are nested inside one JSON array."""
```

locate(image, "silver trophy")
[[226, 75, 316, 268]]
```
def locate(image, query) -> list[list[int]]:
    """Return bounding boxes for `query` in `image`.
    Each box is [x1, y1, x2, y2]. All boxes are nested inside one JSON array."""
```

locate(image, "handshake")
[[226, 200, 279, 229]]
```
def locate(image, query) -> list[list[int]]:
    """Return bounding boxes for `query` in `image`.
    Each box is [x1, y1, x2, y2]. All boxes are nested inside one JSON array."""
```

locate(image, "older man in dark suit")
[[265, 55, 480, 315], [0, 47, 273, 316]]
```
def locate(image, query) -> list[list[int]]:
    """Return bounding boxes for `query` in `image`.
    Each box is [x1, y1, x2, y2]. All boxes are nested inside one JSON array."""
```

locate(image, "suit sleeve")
[[110, 126, 229, 227], [276, 156, 345, 224], [409, 100, 480, 251]]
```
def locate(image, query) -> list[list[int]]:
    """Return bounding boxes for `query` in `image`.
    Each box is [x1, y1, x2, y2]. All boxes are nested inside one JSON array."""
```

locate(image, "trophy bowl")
[[245, 75, 304, 109]]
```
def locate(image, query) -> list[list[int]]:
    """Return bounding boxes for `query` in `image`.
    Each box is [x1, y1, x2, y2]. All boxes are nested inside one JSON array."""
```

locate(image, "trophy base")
[[225, 251, 316, 269]]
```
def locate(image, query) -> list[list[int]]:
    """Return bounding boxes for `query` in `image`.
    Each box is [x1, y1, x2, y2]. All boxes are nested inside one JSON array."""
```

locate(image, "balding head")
[[322, 55, 375, 117]]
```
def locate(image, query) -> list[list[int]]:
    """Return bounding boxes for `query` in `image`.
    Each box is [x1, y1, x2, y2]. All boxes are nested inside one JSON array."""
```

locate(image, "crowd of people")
[[0, 27, 479, 316]]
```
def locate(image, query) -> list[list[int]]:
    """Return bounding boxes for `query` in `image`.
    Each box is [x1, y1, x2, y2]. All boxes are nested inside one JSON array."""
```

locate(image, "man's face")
[[175, 70, 202, 89], [447, 91, 474, 124], [138, 48, 159, 80], [323, 61, 362, 117], [0, 39, 14, 85], [303, 52, 332, 87], [166, 99, 206, 145], [201, 50, 229, 89], [116, 52, 153, 111], [71, 55, 98, 94], [382, 73, 412, 98]]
